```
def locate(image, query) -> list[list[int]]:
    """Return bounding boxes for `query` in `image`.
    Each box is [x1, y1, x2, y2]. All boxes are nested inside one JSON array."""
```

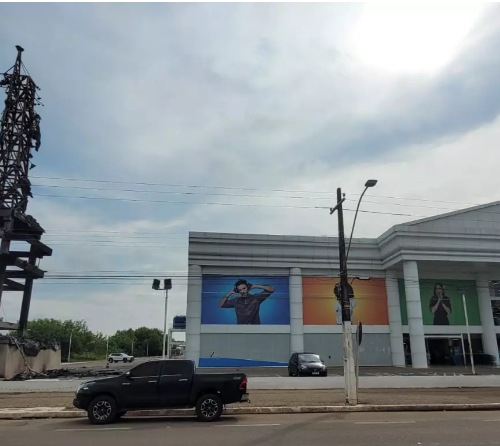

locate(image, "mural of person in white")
[[333, 282, 356, 325]]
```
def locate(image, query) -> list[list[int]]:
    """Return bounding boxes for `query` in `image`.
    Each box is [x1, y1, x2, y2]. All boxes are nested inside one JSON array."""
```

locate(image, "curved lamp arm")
[[345, 179, 377, 266]]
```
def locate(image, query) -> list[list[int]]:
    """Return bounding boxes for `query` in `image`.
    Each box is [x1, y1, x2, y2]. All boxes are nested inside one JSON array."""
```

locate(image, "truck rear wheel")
[[88, 395, 118, 425], [196, 394, 223, 422]]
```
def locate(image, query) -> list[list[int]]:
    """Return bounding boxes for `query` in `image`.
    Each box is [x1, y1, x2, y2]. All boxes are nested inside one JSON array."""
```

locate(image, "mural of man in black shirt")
[[218, 279, 275, 325]]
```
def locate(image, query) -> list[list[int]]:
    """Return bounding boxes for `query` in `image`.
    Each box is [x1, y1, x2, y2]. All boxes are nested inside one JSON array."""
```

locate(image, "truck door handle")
[[148, 380, 157, 383], [122, 383, 130, 386], [179, 378, 188, 382]]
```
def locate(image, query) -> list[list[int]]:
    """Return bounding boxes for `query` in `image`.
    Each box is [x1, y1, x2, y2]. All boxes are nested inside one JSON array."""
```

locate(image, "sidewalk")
[[2, 388, 500, 410], [4, 375, 500, 393]]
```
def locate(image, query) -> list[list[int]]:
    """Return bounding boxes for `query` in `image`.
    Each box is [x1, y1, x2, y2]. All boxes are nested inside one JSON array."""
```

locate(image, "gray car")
[[288, 352, 327, 376]]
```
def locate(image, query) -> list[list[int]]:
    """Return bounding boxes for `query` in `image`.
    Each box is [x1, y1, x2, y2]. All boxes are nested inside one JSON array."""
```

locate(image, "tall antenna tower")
[[0, 46, 52, 334]]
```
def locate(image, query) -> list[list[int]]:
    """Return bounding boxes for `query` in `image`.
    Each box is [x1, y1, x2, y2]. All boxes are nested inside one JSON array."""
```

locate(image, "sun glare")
[[348, 3, 486, 75]]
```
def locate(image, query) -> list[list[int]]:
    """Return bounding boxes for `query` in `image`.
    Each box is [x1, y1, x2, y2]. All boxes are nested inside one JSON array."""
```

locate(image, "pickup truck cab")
[[73, 359, 248, 424]]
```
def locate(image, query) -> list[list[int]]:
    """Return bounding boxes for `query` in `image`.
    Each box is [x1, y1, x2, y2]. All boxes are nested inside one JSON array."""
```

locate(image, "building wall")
[[187, 204, 500, 368], [188, 265, 500, 367], [200, 333, 290, 364], [304, 333, 392, 366]]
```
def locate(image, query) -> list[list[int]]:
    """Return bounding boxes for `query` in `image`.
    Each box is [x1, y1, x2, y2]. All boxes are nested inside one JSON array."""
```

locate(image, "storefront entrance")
[[425, 335, 466, 366], [404, 333, 482, 367]]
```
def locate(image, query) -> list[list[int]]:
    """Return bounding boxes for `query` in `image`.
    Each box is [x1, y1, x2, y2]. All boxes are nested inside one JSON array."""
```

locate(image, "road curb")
[[3, 403, 500, 420]]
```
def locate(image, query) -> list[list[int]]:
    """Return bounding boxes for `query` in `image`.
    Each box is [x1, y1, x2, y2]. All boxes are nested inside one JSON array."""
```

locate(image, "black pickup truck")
[[73, 359, 248, 424]]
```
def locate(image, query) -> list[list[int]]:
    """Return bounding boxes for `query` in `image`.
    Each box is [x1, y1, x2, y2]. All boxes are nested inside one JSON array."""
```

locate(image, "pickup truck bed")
[[73, 359, 248, 424]]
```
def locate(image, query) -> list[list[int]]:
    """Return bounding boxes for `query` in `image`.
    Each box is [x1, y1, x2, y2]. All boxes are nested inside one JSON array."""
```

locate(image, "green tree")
[[13, 318, 99, 361], [134, 327, 163, 357], [10, 318, 167, 361], [107, 327, 164, 357], [108, 329, 135, 355]]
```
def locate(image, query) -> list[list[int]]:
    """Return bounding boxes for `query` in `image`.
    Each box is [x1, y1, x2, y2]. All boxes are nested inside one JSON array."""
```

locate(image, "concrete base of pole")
[[343, 321, 357, 405]]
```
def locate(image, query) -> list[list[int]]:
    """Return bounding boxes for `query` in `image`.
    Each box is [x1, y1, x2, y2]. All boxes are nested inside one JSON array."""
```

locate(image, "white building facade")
[[185, 202, 500, 368]]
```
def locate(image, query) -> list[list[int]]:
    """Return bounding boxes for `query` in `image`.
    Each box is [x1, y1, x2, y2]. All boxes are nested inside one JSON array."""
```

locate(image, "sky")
[[0, 2, 499, 336]]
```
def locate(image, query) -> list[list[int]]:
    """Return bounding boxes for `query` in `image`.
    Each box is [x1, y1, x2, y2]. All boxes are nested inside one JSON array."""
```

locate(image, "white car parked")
[[108, 353, 135, 363]]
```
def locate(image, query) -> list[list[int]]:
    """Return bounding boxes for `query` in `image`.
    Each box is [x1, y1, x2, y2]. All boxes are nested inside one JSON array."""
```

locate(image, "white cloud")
[[348, 2, 486, 74], [0, 3, 499, 335]]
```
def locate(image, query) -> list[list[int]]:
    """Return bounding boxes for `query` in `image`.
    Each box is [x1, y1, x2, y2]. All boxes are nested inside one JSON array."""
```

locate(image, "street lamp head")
[[364, 179, 378, 188], [152, 279, 160, 290]]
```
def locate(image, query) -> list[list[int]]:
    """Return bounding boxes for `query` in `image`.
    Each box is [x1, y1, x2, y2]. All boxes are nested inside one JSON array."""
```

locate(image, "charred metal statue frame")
[[0, 46, 52, 334]]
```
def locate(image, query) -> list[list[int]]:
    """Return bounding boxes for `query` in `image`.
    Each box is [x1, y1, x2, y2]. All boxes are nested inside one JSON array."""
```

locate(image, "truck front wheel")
[[196, 394, 223, 422], [88, 395, 118, 425]]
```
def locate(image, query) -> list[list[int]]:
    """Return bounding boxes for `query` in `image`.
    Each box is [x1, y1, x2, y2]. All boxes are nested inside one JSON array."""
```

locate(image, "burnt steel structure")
[[0, 46, 52, 334]]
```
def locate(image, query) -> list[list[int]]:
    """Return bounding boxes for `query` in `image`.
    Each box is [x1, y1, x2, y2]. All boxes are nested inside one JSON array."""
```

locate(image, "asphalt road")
[[62, 360, 500, 377], [3, 411, 500, 446]]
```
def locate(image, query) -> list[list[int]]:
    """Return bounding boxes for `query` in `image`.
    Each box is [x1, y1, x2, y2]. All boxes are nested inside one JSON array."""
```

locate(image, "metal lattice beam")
[[0, 46, 51, 334], [0, 45, 41, 213]]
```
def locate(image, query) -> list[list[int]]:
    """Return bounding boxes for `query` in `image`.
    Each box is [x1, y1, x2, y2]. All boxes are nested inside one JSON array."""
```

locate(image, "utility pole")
[[330, 180, 378, 406], [332, 187, 357, 405]]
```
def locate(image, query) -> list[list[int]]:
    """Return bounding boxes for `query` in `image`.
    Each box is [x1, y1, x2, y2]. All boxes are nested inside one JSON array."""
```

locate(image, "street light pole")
[[68, 329, 73, 363], [462, 292, 476, 375], [162, 287, 169, 359], [153, 278, 172, 360], [330, 180, 377, 406]]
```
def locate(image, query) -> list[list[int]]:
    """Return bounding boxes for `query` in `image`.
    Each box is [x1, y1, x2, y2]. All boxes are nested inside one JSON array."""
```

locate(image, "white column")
[[476, 274, 499, 365], [403, 261, 427, 368], [185, 264, 202, 364], [386, 270, 405, 367], [289, 267, 304, 353]]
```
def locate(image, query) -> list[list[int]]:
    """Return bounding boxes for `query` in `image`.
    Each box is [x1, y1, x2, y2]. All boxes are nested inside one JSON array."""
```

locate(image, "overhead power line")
[[31, 175, 486, 207], [33, 193, 420, 217], [32, 191, 500, 220], [32, 183, 465, 212]]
